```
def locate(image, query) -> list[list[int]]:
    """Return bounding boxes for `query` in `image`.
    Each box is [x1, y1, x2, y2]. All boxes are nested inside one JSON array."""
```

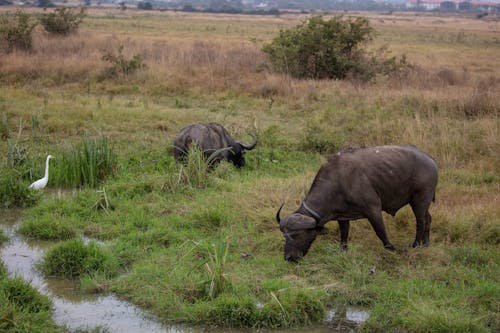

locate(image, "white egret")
[[28, 155, 55, 190]]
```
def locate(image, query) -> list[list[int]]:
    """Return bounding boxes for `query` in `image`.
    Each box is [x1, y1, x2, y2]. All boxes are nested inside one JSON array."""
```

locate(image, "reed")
[[51, 135, 117, 188]]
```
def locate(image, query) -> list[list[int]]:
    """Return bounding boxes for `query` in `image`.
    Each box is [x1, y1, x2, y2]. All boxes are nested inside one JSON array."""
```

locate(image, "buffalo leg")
[[423, 211, 432, 246], [410, 201, 431, 247], [338, 220, 350, 250], [366, 211, 395, 250]]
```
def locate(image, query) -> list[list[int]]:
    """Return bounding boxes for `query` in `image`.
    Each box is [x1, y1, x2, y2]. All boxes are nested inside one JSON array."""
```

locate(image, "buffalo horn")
[[239, 134, 257, 150], [276, 203, 284, 225]]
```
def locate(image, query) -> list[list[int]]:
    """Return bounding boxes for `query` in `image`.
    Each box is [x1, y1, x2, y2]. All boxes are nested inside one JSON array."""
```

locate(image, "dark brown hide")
[[278, 145, 438, 261], [173, 123, 256, 167]]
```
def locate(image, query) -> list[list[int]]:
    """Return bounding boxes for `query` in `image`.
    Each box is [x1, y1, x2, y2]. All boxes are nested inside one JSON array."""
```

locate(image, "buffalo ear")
[[287, 214, 316, 230], [316, 226, 329, 235]]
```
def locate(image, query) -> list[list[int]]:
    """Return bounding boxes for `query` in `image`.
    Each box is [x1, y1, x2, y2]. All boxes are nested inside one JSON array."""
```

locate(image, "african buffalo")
[[276, 145, 438, 262], [173, 123, 257, 167]]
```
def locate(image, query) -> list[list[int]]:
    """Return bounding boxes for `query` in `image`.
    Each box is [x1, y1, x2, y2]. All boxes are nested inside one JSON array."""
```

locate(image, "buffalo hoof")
[[340, 242, 348, 251], [412, 241, 420, 248], [384, 244, 396, 251]]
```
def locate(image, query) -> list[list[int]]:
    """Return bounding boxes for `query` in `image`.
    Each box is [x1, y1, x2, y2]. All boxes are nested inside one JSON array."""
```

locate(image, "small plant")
[[41, 238, 119, 278], [200, 240, 232, 299], [7, 142, 28, 168], [164, 145, 223, 191], [100, 45, 146, 79], [51, 135, 117, 188], [0, 10, 37, 52], [39, 7, 86, 36]]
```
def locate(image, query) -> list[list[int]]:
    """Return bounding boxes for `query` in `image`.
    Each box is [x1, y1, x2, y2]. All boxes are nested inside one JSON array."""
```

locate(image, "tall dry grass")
[[0, 9, 498, 173]]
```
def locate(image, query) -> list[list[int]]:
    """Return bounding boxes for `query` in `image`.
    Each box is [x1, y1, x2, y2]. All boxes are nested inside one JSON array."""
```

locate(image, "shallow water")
[[1, 208, 368, 333]]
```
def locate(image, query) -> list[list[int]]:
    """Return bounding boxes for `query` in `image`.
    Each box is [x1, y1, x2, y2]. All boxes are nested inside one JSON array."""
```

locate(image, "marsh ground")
[[0, 8, 499, 332]]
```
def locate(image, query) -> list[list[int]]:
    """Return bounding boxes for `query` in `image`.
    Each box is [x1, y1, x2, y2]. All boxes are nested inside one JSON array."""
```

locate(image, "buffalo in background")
[[277, 145, 438, 262], [173, 123, 257, 167]]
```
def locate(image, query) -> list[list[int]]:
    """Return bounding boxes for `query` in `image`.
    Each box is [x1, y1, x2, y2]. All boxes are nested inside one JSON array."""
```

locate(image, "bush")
[[39, 7, 86, 36], [263, 16, 374, 79], [0, 10, 37, 52], [100, 45, 146, 79], [41, 239, 119, 278]]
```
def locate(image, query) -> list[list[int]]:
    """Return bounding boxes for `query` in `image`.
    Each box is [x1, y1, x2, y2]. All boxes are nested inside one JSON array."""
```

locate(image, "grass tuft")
[[41, 238, 119, 278], [0, 276, 51, 313], [19, 215, 77, 240]]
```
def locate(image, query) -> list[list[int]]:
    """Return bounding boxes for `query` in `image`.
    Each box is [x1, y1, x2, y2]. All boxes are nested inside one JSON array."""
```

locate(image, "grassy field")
[[0, 7, 499, 332]]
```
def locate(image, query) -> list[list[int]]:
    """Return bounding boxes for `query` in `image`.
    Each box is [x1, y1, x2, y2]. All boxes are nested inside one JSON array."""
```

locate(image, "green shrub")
[[100, 45, 146, 79], [263, 16, 410, 81], [0, 168, 40, 208], [263, 16, 374, 79], [0, 10, 37, 52], [41, 239, 119, 278], [51, 135, 117, 188], [39, 7, 85, 36]]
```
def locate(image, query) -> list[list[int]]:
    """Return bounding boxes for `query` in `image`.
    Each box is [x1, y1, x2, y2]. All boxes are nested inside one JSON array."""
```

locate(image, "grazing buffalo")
[[276, 145, 438, 262], [173, 123, 257, 167]]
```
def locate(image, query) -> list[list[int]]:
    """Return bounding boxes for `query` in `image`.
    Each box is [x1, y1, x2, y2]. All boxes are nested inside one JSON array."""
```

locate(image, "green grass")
[[0, 265, 60, 332], [0, 168, 40, 208]]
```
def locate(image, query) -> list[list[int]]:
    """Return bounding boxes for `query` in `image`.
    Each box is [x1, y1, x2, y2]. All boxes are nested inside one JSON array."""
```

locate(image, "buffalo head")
[[276, 204, 329, 262], [229, 134, 257, 168]]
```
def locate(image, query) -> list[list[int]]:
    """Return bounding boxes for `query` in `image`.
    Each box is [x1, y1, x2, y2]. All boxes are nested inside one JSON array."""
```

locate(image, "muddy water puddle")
[[1, 209, 368, 333]]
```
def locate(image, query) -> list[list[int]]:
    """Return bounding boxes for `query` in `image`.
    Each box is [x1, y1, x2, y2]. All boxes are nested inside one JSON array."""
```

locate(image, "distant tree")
[[137, 1, 153, 9], [83, 0, 91, 7], [0, 0, 13, 6]]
